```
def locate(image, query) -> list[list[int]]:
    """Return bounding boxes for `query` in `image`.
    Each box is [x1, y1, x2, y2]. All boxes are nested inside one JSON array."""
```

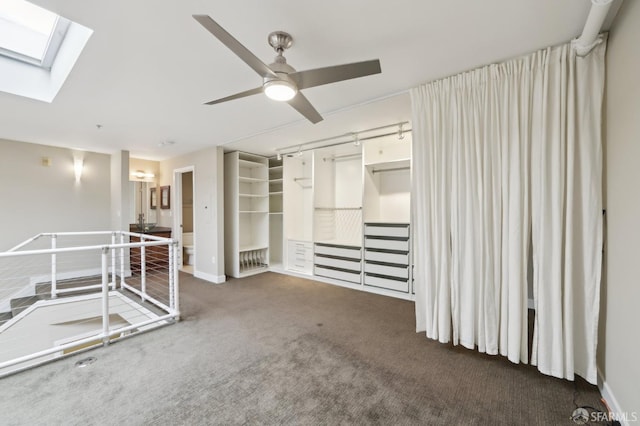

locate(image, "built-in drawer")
[[364, 262, 409, 279], [365, 237, 409, 252], [288, 240, 313, 261], [364, 224, 409, 238], [314, 266, 361, 284], [314, 244, 361, 260], [364, 274, 409, 293], [364, 250, 409, 265], [288, 259, 313, 274], [314, 255, 361, 272]]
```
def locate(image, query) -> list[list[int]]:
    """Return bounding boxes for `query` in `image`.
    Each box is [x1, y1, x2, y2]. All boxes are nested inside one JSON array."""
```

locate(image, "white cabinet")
[[224, 152, 269, 278], [363, 223, 411, 293], [287, 239, 313, 274]]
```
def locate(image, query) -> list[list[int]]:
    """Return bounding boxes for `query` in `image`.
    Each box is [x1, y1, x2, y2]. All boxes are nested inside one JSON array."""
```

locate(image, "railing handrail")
[[2, 231, 175, 259]]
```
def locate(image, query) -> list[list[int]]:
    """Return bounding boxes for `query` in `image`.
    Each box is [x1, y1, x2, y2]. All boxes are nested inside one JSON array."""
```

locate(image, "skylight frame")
[[0, 0, 71, 70]]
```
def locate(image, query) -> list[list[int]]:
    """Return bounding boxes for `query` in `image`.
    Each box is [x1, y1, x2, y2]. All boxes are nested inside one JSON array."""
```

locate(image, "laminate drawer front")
[[314, 255, 361, 272], [364, 274, 409, 293], [364, 224, 409, 238], [315, 266, 361, 284], [314, 244, 361, 260], [364, 263, 409, 279], [364, 237, 409, 252], [364, 250, 409, 265], [289, 259, 313, 273]]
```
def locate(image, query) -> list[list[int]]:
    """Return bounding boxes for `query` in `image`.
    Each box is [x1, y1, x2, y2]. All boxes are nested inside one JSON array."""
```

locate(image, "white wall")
[[0, 139, 111, 250], [600, 0, 640, 415], [158, 146, 225, 283]]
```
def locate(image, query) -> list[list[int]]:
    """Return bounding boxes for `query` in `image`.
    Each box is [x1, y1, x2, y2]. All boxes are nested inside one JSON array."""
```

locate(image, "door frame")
[[173, 166, 195, 271]]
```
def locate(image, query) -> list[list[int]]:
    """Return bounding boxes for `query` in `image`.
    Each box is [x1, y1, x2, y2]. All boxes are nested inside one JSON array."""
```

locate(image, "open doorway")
[[173, 167, 195, 274]]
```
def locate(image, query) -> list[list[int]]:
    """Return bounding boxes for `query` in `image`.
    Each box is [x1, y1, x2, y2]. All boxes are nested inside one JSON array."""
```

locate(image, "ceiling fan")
[[193, 15, 382, 124]]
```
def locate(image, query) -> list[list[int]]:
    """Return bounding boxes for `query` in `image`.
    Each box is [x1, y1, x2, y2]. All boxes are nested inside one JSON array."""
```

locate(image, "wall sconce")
[[131, 170, 155, 180], [74, 157, 84, 183]]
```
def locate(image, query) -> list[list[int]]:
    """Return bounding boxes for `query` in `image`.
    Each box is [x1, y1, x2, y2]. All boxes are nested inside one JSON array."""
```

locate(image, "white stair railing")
[[0, 231, 179, 377]]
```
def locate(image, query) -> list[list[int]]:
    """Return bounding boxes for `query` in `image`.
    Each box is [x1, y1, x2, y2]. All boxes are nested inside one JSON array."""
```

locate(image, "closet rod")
[[315, 207, 362, 211], [293, 177, 311, 182], [324, 153, 362, 162], [276, 122, 411, 157], [372, 166, 410, 174], [280, 129, 412, 158]]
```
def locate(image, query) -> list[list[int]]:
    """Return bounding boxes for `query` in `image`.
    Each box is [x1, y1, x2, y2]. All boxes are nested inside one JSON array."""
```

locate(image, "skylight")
[[0, 0, 70, 69]]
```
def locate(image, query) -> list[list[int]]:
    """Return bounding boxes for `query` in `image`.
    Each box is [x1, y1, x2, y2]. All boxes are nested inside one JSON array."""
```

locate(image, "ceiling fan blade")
[[287, 93, 323, 124], [193, 15, 277, 79], [288, 59, 381, 90], [204, 86, 264, 105]]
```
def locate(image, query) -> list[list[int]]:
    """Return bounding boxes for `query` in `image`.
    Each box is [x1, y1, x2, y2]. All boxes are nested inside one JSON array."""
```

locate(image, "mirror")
[[129, 181, 157, 230]]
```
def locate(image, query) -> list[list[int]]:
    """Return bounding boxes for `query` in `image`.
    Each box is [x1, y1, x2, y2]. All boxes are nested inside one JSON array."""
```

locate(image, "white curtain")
[[410, 38, 605, 384]]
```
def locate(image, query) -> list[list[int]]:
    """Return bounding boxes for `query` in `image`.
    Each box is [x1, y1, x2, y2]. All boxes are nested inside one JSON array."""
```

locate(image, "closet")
[[312, 144, 363, 284], [223, 123, 413, 299], [224, 151, 269, 278], [283, 152, 313, 274], [362, 134, 413, 294]]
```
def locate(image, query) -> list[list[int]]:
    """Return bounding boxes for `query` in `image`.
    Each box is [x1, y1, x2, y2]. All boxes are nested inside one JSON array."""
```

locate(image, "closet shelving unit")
[[312, 147, 364, 285], [283, 154, 314, 274], [362, 134, 413, 294], [224, 151, 269, 278], [268, 157, 284, 269]]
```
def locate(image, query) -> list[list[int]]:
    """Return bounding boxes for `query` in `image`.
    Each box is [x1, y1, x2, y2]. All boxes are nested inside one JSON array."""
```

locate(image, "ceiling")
[[0, 0, 613, 160]]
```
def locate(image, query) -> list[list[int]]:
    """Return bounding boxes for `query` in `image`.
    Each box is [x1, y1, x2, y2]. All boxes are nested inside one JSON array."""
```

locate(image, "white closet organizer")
[[283, 153, 314, 274], [363, 223, 411, 293], [224, 151, 269, 278], [269, 157, 284, 270]]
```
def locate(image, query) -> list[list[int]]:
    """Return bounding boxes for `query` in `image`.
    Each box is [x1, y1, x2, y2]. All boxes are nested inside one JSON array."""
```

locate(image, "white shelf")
[[239, 210, 268, 214], [269, 165, 283, 171], [269, 191, 283, 195], [239, 244, 269, 252], [239, 176, 267, 183], [269, 212, 283, 215], [269, 178, 284, 183], [239, 193, 268, 198], [239, 159, 266, 169]]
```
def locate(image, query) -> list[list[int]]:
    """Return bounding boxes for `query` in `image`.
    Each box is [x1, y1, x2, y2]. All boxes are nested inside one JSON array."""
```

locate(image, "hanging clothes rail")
[[276, 121, 411, 158]]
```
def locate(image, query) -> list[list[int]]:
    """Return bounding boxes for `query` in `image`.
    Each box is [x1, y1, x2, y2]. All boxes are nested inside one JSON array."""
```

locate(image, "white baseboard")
[[194, 270, 226, 284], [598, 369, 634, 426]]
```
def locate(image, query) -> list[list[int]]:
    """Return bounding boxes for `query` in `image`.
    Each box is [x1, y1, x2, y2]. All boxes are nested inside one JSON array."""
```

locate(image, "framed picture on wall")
[[150, 187, 157, 209], [160, 185, 170, 209]]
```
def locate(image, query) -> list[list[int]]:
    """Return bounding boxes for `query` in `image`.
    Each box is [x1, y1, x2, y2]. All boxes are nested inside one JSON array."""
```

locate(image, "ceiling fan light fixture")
[[264, 79, 297, 101]]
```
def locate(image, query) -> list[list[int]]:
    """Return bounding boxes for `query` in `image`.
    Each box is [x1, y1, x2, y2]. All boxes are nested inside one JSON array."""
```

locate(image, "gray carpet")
[[0, 272, 605, 425]]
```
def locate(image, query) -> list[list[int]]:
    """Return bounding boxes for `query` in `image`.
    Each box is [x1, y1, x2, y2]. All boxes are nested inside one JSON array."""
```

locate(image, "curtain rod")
[[276, 123, 411, 158]]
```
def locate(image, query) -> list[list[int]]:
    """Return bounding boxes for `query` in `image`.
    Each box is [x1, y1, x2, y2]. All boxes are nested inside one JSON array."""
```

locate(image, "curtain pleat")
[[411, 38, 605, 383]]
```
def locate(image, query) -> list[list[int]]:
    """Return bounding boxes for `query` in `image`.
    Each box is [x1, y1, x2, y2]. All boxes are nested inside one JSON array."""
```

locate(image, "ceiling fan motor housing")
[[268, 31, 293, 53]]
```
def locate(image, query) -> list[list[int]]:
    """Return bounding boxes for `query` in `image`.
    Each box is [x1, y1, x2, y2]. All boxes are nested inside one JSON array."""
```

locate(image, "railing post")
[[169, 241, 175, 311], [141, 236, 146, 302], [101, 246, 110, 346], [110, 232, 116, 290], [120, 232, 125, 289], [51, 234, 57, 299], [172, 240, 180, 321]]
